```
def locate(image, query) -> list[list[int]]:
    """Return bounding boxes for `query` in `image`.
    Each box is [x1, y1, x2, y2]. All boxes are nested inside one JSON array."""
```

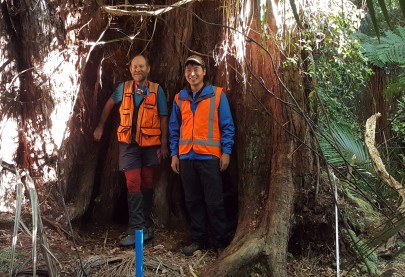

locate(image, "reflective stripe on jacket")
[[175, 86, 222, 158], [117, 80, 161, 146]]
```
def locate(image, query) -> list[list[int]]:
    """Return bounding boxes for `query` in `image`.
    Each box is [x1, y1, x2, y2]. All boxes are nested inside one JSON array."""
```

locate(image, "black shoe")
[[182, 242, 203, 256], [143, 227, 154, 241]]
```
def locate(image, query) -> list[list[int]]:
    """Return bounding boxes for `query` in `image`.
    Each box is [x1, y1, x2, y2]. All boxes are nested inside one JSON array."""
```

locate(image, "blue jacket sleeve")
[[218, 92, 235, 155], [169, 98, 181, 156]]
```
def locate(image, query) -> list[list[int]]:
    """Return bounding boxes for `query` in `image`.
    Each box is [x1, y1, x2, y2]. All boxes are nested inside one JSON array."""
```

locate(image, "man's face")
[[129, 56, 150, 85], [184, 63, 206, 88]]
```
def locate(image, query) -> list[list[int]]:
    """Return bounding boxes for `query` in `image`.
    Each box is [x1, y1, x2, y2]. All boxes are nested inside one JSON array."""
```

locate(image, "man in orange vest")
[[94, 54, 168, 246], [169, 55, 235, 256]]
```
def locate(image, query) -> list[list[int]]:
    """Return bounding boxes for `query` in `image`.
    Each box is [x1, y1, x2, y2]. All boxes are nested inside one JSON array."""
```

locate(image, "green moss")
[[342, 183, 382, 232], [346, 229, 379, 276], [228, 258, 270, 277], [0, 246, 28, 272], [250, 261, 270, 276]]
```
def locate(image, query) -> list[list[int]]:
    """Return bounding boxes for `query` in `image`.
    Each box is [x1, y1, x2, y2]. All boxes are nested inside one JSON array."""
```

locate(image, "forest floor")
[[0, 212, 405, 277]]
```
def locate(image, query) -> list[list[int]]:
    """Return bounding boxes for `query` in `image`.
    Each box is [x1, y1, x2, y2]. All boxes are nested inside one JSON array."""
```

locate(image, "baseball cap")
[[185, 55, 205, 67]]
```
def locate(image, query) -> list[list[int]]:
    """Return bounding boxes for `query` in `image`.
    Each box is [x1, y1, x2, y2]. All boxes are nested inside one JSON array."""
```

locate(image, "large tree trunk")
[[1, 1, 316, 276], [204, 1, 315, 276], [0, 0, 62, 174]]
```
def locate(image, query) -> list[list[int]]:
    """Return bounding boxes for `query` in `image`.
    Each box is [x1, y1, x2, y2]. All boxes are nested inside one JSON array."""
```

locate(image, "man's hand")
[[93, 126, 104, 141], [171, 155, 180, 174], [220, 153, 230, 172]]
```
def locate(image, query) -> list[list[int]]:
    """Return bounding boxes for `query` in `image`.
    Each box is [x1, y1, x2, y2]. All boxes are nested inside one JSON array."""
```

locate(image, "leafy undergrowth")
[[1, 212, 405, 276]]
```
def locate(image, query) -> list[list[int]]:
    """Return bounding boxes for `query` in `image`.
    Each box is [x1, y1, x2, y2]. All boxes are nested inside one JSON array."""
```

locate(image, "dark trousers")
[[179, 159, 228, 248]]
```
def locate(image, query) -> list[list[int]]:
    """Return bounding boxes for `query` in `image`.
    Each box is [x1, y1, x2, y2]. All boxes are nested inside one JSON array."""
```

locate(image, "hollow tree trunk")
[[90, 0, 224, 225], [2, 1, 315, 276], [144, 3, 195, 227]]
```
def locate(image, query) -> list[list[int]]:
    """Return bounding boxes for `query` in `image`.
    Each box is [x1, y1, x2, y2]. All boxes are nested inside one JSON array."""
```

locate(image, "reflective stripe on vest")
[[176, 86, 222, 158], [117, 81, 161, 146]]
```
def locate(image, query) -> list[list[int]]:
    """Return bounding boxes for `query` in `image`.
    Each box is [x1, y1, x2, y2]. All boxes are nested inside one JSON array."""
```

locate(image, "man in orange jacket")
[[169, 55, 235, 256], [94, 54, 168, 246]]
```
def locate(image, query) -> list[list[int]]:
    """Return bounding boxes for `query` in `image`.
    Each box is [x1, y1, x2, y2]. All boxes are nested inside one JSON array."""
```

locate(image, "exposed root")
[[202, 236, 265, 277]]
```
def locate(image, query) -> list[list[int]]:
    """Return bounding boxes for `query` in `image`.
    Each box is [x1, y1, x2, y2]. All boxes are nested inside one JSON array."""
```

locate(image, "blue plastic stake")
[[135, 229, 144, 277]]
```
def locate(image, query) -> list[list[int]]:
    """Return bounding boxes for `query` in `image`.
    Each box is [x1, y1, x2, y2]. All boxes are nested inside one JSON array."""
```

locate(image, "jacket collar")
[[179, 82, 215, 102]]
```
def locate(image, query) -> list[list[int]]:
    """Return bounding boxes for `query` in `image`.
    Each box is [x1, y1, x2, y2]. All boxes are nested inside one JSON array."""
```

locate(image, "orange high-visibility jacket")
[[175, 86, 222, 158], [117, 80, 161, 146]]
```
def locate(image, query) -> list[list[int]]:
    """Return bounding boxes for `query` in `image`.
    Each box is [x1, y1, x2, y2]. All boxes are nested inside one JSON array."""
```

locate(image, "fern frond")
[[385, 78, 405, 98], [400, 72, 405, 84], [360, 213, 405, 256], [318, 124, 372, 171], [361, 26, 405, 67], [397, 25, 405, 38]]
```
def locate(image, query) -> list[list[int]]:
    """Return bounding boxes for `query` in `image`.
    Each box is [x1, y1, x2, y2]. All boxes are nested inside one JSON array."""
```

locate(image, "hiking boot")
[[120, 227, 154, 247], [143, 227, 154, 241], [182, 242, 203, 256], [119, 234, 135, 247]]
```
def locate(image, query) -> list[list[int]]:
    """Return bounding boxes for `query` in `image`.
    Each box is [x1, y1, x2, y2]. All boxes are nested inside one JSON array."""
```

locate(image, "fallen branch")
[[365, 113, 405, 210]]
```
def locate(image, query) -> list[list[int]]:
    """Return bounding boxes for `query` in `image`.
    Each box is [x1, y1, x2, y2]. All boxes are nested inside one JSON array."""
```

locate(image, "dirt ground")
[[0, 212, 213, 277], [0, 212, 404, 277]]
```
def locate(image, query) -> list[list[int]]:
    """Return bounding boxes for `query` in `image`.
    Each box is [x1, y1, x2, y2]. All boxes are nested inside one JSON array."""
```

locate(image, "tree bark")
[[205, 0, 317, 274], [204, 1, 302, 275], [358, 66, 391, 145]]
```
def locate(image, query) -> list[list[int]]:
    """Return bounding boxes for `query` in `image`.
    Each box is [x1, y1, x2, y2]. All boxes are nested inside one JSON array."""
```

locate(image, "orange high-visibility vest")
[[175, 86, 222, 158], [117, 80, 161, 146]]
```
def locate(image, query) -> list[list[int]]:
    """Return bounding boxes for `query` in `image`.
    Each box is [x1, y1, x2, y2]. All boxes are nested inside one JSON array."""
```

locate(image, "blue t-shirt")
[[111, 82, 168, 116]]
